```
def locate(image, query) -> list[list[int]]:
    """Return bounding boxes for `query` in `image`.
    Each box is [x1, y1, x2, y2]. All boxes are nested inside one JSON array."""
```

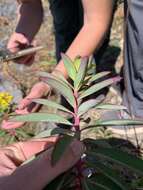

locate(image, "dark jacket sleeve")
[[16, 0, 44, 42]]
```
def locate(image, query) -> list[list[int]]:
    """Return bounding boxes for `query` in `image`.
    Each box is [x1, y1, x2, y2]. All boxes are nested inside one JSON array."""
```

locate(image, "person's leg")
[[123, 0, 143, 118], [99, 1, 143, 140]]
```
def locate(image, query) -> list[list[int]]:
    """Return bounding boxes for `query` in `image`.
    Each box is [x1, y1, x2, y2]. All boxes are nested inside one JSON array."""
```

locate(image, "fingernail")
[[70, 140, 85, 157]]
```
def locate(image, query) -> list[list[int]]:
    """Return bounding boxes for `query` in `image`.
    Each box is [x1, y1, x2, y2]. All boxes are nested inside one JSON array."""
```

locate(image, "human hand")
[[0, 137, 84, 190], [7, 32, 35, 65], [2, 82, 50, 129]]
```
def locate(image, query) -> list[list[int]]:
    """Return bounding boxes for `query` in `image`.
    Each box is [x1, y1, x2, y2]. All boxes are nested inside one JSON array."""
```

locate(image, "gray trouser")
[[124, 0, 143, 118]]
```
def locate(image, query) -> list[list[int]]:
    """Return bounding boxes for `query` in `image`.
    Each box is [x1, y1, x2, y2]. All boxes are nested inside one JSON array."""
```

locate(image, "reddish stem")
[[73, 90, 83, 190], [8, 129, 16, 136], [73, 90, 80, 131]]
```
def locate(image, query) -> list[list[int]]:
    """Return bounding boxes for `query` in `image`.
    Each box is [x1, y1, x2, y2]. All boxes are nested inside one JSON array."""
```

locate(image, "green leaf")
[[16, 129, 32, 138], [39, 72, 75, 107], [52, 135, 74, 166], [82, 179, 109, 190], [55, 71, 74, 89], [56, 171, 72, 190], [0, 130, 6, 137], [89, 72, 110, 83], [61, 53, 77, 81], [84, 138, 111, 148], [74, 57, 88, 90], [74, 56, 81, 71], [78, 99, 101, 116], [39, 71, 69, 88], [34, 127, 74, 139], [11, 113, 72, 126], [44, 172, 75, 190], [79, 76, 121, 100], [87, 148, 143, 175], [87, 55, 96, 75], [44, 174, 66, 190], [95, 119, 143, 126], [8, 136, 16, 144], [90, 174, 126, 190], [87, 161, 129, 190], [95, 104, 127, 110], [82, 119, 143, 132], [33, 99, 73, 114]]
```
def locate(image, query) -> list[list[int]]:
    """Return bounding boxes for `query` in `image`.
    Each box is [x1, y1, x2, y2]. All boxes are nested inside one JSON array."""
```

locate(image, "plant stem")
[[73, 90, 83, 189], [73, 90, 80, 132]]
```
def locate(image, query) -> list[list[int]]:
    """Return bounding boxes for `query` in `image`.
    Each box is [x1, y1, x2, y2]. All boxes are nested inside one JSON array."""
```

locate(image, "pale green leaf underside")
[[33, 99, 72, 114], [61, 53, 77, 81], [74, 57, 88, 90], [95, 104, 127, 110], [89, 72, 110, 83], [34, 127, 74, 139], [79, 77, 120, 100], [11, 113, 72, 125], [78, 99, 100, 116], [39, 72, 75, 107]]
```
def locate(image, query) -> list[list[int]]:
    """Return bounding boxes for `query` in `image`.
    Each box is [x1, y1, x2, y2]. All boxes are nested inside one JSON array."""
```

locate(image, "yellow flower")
[[0, 92, 13, 112]]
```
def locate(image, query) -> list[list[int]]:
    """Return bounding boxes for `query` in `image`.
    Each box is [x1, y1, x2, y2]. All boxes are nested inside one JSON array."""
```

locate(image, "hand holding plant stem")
[[7, 54, 143, 190], [0, 137, 84, 190], [1, 82, 50, 129]]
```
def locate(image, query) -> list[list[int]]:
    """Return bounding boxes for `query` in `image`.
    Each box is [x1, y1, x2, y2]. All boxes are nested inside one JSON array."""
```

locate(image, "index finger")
[[6, 136, 59, 162]]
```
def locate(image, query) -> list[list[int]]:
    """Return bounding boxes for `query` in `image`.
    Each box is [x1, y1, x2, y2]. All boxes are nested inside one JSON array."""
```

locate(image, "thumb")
[[17, 33, 29, 44], [18, 91, 37, 110], [18, 97, 32, 110]]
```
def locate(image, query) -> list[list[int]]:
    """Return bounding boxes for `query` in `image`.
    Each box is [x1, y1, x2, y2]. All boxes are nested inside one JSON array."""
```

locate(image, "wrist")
[[31, 82, 50, 97], [39, 82, 50, 97], [52, 60, 68, 79], [16, 0, 43, 42]]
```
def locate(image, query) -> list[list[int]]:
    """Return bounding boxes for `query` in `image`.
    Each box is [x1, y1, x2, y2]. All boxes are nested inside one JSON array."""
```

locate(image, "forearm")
[[16, 0, 44, 42], [54, 22, 110, 78], [54, 0, 113, 79], [0, 151, 58, 190]]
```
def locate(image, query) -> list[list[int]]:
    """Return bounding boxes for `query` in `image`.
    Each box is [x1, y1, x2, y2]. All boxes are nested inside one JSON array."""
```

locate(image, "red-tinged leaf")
[[61, 53, 77, 81], [79, 76, 121, 100], [74, 57, 88, 90], [52, 135, 74, 166]]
